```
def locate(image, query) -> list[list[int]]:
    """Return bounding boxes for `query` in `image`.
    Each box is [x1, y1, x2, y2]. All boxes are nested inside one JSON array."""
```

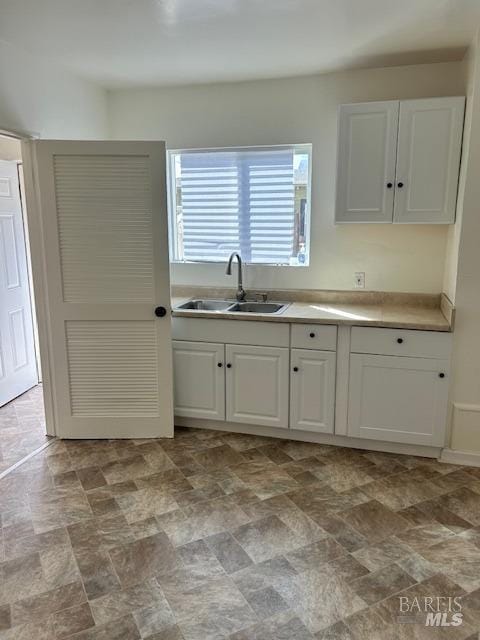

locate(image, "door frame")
[[0, 127, 56, 436]]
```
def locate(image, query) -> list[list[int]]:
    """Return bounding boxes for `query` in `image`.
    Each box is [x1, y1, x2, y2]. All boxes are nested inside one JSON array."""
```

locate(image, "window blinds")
[[177, 147, 295, 263]]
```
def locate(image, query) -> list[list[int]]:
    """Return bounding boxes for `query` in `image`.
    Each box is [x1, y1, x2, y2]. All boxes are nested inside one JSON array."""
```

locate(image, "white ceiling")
[[1, 0, 479, 88]]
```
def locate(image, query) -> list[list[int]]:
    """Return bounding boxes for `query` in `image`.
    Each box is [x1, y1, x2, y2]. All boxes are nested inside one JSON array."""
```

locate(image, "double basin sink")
[[175, 299, 288, 315]]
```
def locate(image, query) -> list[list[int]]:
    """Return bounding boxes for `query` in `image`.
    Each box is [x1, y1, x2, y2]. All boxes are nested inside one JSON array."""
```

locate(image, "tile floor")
[[0, 408, 480, 638], [0, 386, 49, 475]]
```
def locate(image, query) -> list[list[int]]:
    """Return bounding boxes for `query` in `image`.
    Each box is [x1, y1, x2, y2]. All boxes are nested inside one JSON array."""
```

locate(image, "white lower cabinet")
[[290, 349, 336, 433], [172, 341, 225, 420], [348, 354, 450, 446], [226, 344, 289, 428], [172, 319, 451, 450]]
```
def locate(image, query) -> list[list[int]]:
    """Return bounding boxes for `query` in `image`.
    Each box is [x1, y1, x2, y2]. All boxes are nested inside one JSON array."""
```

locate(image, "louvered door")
[[28, 141, 173, 438]]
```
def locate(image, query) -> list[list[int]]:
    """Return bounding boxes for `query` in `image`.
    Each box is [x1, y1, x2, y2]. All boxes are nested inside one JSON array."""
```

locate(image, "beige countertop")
[[171, 289, 452, 332]]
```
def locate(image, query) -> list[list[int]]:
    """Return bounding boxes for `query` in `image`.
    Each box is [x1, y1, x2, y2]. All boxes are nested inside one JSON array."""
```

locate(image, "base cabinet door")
[[348, 354, 449, 446], [226, 344, 289, 428], [173, 341, 225, 420], [290, 349, 336, 433]]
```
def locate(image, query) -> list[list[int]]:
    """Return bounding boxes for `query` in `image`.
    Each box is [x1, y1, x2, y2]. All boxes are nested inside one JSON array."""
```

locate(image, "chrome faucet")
[[226, 252, 246, 302]]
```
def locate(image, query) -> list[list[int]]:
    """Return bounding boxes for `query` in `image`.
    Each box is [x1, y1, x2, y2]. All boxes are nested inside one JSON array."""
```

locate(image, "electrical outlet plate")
[[354, 272, 365, 288]]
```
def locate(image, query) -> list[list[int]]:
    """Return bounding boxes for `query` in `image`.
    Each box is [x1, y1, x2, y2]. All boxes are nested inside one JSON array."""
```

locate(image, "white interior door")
[[393, 97, 465, 224], [336, 101, 399, 223], [0, 160, 38, 405], [29, 141, 173, 438]]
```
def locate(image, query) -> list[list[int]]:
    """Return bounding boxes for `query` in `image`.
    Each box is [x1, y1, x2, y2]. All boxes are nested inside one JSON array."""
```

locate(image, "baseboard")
[[440, 448, 480, 468], [175, 416, 442, 459]]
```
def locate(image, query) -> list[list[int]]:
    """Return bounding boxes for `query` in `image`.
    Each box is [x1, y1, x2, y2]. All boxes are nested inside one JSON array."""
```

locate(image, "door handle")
[[154, 306, 167, 317]]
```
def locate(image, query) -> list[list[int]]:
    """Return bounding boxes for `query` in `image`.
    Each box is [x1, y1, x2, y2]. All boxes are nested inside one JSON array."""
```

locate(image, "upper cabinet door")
[[336, 101, 399, 223], [393, 97, 465, 224]]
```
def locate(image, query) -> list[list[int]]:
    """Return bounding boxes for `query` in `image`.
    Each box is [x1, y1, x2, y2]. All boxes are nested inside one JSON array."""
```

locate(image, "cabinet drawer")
[[291, 324, 337, 351], [350, 326, 452, 359]]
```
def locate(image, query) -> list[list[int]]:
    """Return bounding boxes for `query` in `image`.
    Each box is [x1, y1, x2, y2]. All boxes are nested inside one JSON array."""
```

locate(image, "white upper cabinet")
[[336, 101, 399, 223], [393, 97, 465, 224], [335, 97, 465, 224]]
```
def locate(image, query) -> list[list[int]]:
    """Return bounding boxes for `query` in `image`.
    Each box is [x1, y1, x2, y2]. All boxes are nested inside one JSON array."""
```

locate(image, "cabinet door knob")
[[293, 366, 299, 372], [226, 363, 232, 369], [217, 363, 223, 368], [309, 332, 315, 338], [386, 182, 393, 189], [397, 338, 404, 344], [439, 372, 445, 378], [154, 306, 167, 317], [397, 181, 404, 188]]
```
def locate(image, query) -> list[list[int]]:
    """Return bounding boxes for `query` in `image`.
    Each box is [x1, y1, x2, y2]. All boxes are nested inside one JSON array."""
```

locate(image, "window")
[[168, 145, 311, 265]]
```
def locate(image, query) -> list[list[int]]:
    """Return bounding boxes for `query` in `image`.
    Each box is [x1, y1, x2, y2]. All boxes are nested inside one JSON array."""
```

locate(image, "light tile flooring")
[[0, 386, 50, 474], [0, 404, 480, 638]]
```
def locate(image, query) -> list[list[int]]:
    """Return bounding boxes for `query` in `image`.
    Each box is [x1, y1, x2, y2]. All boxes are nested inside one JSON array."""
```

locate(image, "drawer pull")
[[293, 366, 299, 372], [439, 372, 445, 378], [309, 332, 315, 338], [397, 338, 404, 344]]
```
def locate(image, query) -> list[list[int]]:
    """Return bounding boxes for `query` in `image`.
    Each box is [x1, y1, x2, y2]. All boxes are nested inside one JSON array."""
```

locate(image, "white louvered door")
[[29, 141, 173, 438]]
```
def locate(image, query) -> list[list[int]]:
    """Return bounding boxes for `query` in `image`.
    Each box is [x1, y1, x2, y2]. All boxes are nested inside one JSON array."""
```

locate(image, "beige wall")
[[446, 32, 480, 454], [109, 60, 466, 293], [0, 38, 107, 138], [0, 136, 21, 161], [442, 50, 475, 304]]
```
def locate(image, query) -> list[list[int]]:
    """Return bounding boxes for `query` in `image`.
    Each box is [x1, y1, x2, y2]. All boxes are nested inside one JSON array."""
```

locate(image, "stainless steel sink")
[[176, 299, 233, 311], [227, 302, 287, 314], [175, 299, 289, 314]]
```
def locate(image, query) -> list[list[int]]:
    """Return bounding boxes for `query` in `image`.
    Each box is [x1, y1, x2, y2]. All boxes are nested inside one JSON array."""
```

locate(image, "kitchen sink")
[[176, 299, 233, 311], [175, 299, 289, 314], [227, 302, 287, 314]]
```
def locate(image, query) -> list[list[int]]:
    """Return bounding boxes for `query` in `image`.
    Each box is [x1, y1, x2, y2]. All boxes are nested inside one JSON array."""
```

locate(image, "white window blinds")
[[171, 146, 305, 264]]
